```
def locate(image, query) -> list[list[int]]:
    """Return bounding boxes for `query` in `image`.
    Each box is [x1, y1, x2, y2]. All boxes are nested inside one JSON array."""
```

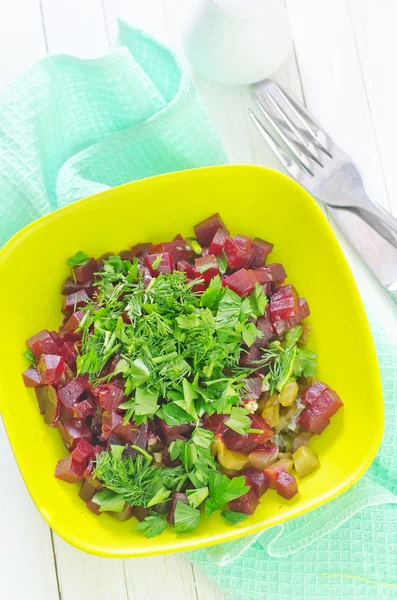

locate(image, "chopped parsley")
[[66, 250, 89, 267]]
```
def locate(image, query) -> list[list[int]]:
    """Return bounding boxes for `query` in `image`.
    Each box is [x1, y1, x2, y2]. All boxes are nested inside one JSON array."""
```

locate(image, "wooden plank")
[[40, 0, 109, 56], [0, 3, 60, 598], [0, 421, 60, 599], [347, 0, 397, 216], [53, 534, 128, 600], [285, 0, 391, 212], [102, 0, 168, 44], [123, 554, 199, 600], [0, 0, 46, 91]]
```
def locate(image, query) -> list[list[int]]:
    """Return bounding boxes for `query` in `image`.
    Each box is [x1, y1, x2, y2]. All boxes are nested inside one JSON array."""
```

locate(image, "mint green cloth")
[[1, 21, 397, 600]]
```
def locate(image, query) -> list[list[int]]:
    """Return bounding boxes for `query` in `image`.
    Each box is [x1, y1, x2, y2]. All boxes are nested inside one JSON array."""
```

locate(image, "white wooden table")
[[1, 2, 397, 599]]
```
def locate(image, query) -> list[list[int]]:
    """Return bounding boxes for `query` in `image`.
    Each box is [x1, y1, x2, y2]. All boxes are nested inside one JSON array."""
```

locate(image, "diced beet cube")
[[264, 460, 292, 488], [22, 367, 42, 388], [37, 354, 65, 385], [176, 260, 197, 278], [194, 213, 229, 246], [203, 413, 229, 436], [96, 382, 126, 411], [35, 384, 56, 416], [144, 252, 174, 276], [156, 418, 193, 444], [71, 439, 94, 463], [55, 455, 86, 483], [102, 410, 123, 440], [242, 377, 263, 400], [59, 341, 78, 369], [224, 414, 273, 454], [192, 280, 207, 293], [62, 289, 89, 315], [114, 421, 139, 444], [130, 243, 153, 257], [27, 330, 59, 359], [132, 506, 150, 522], [132, 422, 148, 450], [269, 285, 300, 322], [248, 414, 274, 445], [167, 492, 188, 524], [87, 499, 101, 515], [250, 238, 274, 268], [58, 419, 92, 449], [253, 263, 287, 284], [83, 460, 94, 480], [242, 466, 269, 497], [239, 343, 261, 368], [255, 315, 275, 348], [72, 258, 98, 283], [223, 268, 257, 297], [302, 381, 328, 405], [224, 235, 253, 269], [119, 249, 135, 260], [223, 430, 258, 454], [64, 311, 84, 331], [229, 488, 259, 515], [71, 399, 96, 419], [79, 479, 97, 502], [61, 277, 94, 297], [299, 381, 343, 431], [50, 330, 61, 345], [58, 379, 84, 408], [275, 471, 298, 499], [273, 297, 310, 336], [151, 241, 194, 265], [195, 254, 220, 281], [209, 228, 229, 256], [297, 408, 329, 434], [110, 505, 134, 521]]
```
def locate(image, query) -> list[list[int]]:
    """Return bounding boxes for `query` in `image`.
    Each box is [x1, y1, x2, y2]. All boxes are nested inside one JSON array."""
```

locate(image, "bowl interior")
[[0, 165, 383, 557]]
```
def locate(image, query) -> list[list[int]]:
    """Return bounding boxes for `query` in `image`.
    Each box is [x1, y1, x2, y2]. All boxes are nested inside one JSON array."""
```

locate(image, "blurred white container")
[[183, 0, 292, 85]]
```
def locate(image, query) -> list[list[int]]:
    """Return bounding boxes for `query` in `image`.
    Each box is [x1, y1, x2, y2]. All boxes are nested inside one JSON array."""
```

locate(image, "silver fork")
[[249, 79, 397, 303]]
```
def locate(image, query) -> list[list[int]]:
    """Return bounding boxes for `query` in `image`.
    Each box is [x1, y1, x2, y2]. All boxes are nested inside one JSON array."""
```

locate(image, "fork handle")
[[327, 205, 397, 302]]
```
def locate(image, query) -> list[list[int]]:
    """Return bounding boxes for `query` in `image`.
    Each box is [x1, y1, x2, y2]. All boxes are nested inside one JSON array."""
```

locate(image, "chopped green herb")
[[23, 348, 36, 366], [92, 489, 125, 513], [216, 250, 228, 275], [151, 255, 162, 270], [187, 487, 209, 509], [66, 251, 89, 267], [136, 514, 167, 538], [205, 471, 249, 516], [242, 322, 262, 347], [221, 510, 249, 525], [225, 406, 251, 436], [174, 501, 201, 533]]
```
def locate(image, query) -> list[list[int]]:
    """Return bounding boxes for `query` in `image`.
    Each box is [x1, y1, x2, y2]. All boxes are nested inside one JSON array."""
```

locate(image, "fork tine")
[[255, 100, 315, 175], [263, 93, 323, 166], [248, 109, 307, 180], [274, 83, 332, 157]]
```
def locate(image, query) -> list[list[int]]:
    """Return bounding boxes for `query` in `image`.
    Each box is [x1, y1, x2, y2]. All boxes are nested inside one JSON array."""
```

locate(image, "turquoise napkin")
[[1, 21, 397, 599], [0, 21, 226, 245]]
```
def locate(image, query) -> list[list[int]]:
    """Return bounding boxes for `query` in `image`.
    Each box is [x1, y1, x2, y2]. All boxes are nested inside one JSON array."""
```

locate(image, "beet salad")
[[22, 213, 343, 537]]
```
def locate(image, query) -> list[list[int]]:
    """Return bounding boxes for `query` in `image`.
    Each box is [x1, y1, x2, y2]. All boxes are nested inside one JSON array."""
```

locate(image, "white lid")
[[210, 0, 268, 19]]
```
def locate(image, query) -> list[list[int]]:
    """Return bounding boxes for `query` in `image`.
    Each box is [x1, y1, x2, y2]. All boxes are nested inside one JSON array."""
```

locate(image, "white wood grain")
[[53, 534, 128, 600], [40, 0, 109, 56], [347, 0, 397, 217], [0, 422, 60, 599], [0, 4, 61, 600], [286, 0, 391, 213], [0, 0, 46, 91]]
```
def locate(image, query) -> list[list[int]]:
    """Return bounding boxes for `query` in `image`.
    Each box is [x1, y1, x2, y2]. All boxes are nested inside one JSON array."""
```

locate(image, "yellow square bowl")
[[0, 165, 383, 557]]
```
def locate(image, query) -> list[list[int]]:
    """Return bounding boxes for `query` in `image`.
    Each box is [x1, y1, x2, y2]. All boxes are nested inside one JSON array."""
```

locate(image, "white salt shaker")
[[183, 0, 292, 85]]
